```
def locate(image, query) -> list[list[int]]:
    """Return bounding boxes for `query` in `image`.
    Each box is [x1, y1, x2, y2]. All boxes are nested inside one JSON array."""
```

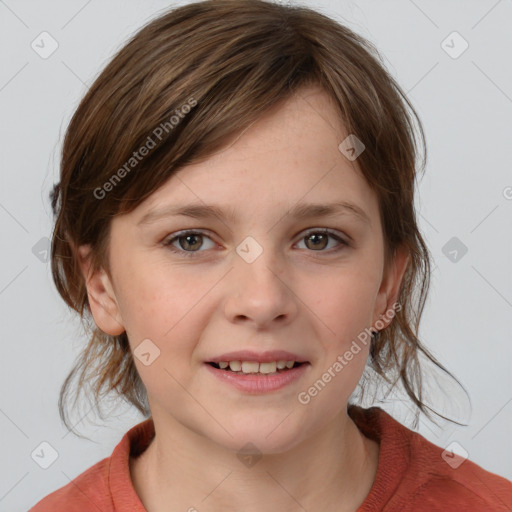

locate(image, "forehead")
[[128, 86, 380, 229]]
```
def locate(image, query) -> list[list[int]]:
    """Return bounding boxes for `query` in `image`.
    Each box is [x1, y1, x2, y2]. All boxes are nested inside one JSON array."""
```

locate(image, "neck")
[[131, 409, 379, 512]]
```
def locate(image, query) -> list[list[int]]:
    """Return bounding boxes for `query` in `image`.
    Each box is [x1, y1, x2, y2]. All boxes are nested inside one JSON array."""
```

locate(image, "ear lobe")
[[77, 244, 125, 336], [372, 245, 410, 329]]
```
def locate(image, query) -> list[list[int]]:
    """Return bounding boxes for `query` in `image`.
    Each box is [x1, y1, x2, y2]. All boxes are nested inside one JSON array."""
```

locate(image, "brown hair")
[[50, 0, 467, 437]]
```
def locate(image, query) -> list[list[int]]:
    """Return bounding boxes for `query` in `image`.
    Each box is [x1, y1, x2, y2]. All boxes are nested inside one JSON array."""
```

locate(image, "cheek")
[[114, 256, 187, 330], [304, 266, 380, 344], [115, 261, 215, 361]]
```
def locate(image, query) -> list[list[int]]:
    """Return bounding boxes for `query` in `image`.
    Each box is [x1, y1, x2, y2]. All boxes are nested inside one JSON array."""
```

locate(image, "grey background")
[[1, 0, 511, 510]]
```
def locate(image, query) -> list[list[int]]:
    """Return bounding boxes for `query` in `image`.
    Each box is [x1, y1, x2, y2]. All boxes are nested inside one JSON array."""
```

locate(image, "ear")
[[77, 244, 125, 336], [372, 244, 409, 330]]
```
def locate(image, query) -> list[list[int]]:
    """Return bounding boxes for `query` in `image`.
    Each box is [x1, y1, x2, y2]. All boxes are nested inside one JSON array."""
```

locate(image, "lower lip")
[[204, 363, 310, 393]]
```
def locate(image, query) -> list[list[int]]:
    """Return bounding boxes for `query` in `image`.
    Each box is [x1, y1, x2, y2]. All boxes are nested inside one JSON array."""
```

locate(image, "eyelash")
[[162, 229, 349, 258]]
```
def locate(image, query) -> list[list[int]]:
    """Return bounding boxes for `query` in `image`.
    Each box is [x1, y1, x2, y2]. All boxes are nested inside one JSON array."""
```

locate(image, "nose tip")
[[225, 262, 296, 329]]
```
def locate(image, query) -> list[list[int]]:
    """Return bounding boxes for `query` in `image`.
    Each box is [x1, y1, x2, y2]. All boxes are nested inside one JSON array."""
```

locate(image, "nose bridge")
[[224, 232, 296, 325], [234, 232, 284, 290]]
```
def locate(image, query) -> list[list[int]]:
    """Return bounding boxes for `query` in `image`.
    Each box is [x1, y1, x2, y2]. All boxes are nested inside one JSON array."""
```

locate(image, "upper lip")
[[206, 350, 309, 364]]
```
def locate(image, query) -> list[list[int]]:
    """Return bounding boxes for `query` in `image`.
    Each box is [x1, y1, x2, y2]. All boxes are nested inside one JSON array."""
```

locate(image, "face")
[[80, 85, 408, 454]]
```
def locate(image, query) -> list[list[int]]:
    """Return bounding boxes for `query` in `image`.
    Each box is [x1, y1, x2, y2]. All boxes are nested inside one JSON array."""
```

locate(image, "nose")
[[223, 241, 298, 329]]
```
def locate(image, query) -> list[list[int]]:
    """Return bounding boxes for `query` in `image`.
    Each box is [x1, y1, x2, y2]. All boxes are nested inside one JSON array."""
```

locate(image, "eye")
[[163, 230, 215, 257], [163, 228, 349, 258], [296, 229, 349, 253]]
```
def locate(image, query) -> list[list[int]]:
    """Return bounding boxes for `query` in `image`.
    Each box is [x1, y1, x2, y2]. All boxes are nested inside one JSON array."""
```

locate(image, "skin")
[[79, 84, 409, 512]]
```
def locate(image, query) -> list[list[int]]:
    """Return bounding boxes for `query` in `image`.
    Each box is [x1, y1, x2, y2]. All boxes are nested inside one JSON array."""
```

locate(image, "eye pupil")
[[181, 234, 202, 251], [306, 233, 328, 250]]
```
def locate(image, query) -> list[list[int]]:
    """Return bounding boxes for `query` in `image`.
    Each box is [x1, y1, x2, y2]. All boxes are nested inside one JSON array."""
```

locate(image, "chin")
[[209, 413, 308, 456]]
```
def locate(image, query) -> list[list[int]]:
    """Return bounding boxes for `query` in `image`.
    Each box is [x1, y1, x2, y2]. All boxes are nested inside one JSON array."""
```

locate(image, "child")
[[29, 0, 512, 510]]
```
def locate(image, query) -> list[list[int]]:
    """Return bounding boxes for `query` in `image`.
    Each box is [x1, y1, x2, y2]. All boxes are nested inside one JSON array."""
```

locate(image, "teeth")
[[241, 361, 259, 373], [229, 361, 242, 372], [259, 362, 277, 374], [218, 360, 297, 374]]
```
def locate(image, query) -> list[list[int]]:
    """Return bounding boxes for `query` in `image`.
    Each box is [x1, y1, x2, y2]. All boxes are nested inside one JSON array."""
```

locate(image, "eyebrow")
[[137, 200, 371, 227]]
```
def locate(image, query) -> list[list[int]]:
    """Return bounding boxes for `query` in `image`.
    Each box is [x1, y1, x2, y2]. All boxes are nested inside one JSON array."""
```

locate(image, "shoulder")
[[405, 468, 512, 511], [27, 418, 154, 512], [396, 419, 512, 510], [350, 406, 512, 511], [27, 456, 113, 512]]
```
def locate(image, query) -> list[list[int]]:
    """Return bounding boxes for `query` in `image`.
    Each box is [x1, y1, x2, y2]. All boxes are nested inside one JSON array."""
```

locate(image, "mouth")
[[206, 360, 308, 375], [204, 358, 310, 393]]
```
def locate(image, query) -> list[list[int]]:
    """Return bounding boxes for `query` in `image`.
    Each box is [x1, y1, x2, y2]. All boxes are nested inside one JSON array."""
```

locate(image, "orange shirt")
[[28, 406, 512, 511]]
